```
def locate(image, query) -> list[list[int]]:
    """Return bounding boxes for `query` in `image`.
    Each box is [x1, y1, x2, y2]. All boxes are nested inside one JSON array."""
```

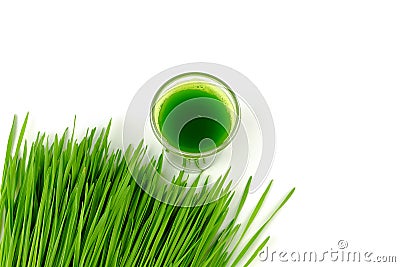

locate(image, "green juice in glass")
[[153, 81, 236, 154]]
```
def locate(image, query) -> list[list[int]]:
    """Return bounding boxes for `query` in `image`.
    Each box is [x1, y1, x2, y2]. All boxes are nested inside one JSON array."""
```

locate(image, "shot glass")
[[150, 72, 240, 172]]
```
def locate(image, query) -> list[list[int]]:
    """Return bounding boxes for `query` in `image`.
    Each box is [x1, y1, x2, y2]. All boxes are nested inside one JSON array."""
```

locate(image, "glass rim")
[[150, 71, 241, 158]]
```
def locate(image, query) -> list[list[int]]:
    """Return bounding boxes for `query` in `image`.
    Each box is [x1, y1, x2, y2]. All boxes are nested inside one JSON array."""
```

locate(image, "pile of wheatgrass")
[[0, 114, 294, 267]]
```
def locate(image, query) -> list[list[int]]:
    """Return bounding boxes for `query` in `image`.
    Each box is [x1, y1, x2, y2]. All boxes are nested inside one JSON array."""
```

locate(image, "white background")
[[1, 1, 399, 266]]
